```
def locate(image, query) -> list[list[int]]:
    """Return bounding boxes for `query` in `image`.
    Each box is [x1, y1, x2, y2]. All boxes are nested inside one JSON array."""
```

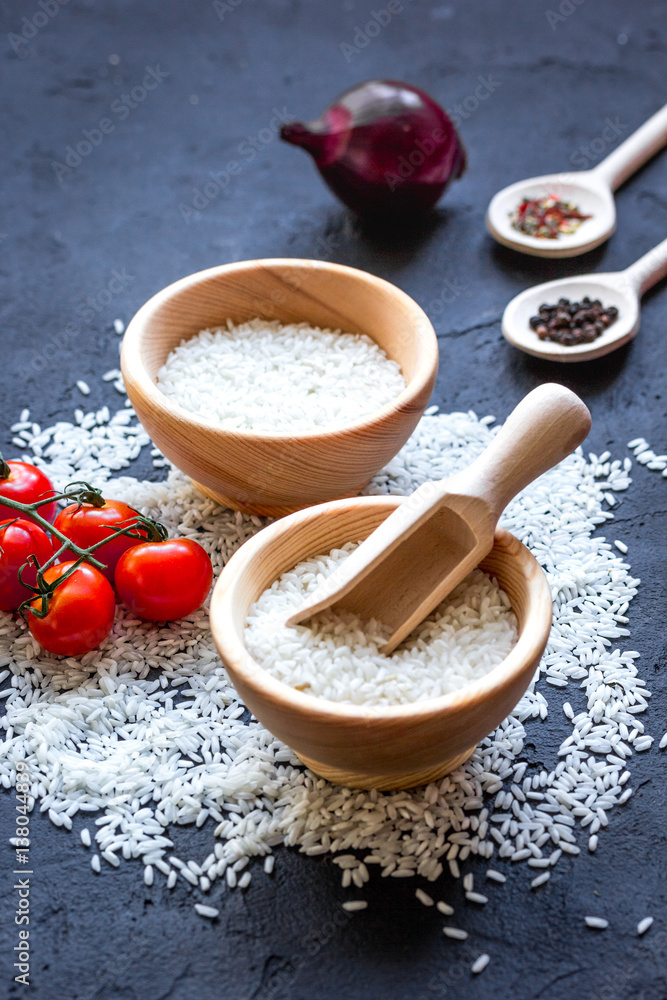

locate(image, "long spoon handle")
[[622, 236, 667, 296], [592, 104, 667, 191], [445, 383, 591, 522]]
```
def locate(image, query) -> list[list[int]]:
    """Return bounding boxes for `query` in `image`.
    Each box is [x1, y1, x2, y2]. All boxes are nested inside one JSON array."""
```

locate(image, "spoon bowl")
[[502, 237, 667, 362], [486, 104, 667, 258], [503, 273, 639, 362], [486, 172, 615, 259]]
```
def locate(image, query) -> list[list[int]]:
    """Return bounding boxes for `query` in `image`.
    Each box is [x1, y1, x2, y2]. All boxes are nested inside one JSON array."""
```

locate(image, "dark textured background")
[[1, 1, 666, 998]]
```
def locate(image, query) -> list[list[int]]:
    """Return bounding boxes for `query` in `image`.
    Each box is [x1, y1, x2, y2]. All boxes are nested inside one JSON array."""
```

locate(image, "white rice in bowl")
[[155, 319, 407, 434], [244, 542, 519, 707]]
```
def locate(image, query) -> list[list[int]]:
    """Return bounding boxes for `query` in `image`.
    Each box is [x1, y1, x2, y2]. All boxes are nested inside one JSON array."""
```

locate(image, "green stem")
[[0, 493, 106, 570], [60, 481, 107, 508], [0, 484, 169, 618]]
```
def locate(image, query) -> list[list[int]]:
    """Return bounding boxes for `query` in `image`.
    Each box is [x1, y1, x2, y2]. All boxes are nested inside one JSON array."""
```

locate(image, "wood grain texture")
[[295, 747, 477, 792], [121, 259, 438, 515], [288, 383, 590, 653], [210, 495, 553, 790]]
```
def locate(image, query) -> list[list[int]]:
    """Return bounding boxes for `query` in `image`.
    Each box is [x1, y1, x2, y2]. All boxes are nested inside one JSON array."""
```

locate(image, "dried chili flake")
[[510, 195, 591, 239]]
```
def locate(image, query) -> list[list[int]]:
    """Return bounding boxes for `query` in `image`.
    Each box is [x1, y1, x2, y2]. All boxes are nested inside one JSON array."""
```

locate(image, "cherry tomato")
[[54, 499, 148, 584], [28, 562, 115, 656], [0, 461, 57, 523], [115, 538, 213, 621], [0, 519, 56, 612]]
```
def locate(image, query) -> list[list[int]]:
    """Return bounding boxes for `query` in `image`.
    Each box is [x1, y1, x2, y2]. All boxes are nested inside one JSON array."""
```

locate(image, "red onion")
[[280, 79, 466, 218]]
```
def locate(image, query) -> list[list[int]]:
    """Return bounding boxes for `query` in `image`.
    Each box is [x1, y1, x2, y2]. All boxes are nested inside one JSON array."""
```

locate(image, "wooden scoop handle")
[[446, 383, 591, 522]]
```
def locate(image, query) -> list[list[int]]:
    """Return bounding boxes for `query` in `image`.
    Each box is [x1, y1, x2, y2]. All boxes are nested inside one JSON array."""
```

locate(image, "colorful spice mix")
[[510, 195, 591, 239]]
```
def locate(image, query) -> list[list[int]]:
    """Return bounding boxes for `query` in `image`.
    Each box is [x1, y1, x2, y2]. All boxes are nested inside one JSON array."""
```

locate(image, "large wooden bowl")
[[121, 259, 438, 516], [210, 495, 553, 790]]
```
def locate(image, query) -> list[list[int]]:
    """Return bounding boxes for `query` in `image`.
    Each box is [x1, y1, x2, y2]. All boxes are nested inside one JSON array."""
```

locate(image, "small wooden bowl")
[[121, 259, 438, 516], [210, 495, 553, 790]]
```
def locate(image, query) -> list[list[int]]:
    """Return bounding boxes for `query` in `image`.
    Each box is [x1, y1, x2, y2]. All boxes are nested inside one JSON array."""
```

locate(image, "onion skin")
[[280, 79, 466, 218]]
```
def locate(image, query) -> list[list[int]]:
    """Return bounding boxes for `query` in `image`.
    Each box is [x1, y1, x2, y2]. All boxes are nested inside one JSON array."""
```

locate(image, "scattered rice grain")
[[471, 953, 490, 974]]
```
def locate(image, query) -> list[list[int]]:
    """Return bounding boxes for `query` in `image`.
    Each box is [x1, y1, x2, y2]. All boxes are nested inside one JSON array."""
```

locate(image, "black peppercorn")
[[529, 298, 619, 346]]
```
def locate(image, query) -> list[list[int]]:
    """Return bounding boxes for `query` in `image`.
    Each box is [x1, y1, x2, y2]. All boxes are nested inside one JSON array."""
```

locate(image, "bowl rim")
[[210, 494, 553, 723], [121, 257, 439, 443]]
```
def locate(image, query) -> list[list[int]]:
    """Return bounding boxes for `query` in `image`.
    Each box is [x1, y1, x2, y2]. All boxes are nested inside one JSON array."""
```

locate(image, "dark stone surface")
[[1, 1, 666, 997]]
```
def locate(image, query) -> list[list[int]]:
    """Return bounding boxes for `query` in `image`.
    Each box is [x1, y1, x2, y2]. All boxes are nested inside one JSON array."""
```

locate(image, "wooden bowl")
[[121, 259, 438, 516], [210, 495, 553, 790]]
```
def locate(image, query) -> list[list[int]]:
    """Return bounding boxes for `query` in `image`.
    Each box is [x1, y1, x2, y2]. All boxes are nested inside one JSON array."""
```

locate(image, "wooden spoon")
[[287, 383, 591, 654], [486, 104, 667, 258], [502, 237, 667, 362]]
